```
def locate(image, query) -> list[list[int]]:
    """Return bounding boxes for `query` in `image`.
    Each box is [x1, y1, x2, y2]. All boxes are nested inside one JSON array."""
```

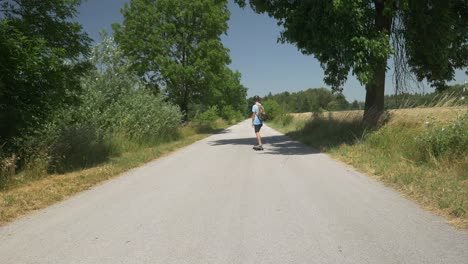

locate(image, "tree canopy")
[[113, 0, 235, 116], [236, 0, 467, 123], [0, 0, 91, 140]]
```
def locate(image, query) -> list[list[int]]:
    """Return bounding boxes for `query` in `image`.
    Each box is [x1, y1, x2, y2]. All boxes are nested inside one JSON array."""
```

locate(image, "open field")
[[291, 107, 467, 122]]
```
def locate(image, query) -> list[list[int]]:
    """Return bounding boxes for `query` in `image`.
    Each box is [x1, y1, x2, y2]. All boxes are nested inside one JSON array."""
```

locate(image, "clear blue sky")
[[76, 0, 467, 102]]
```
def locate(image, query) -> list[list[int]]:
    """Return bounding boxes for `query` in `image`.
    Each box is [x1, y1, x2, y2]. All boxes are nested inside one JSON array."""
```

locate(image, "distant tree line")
[[253, 88, 358, 115], [257, 83, 467, 116]]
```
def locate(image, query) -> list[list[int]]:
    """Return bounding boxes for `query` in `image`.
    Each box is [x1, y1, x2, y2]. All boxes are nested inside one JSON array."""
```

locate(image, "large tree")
[[113, 0, 231, 117], [0, 0, 91, 140], [236, 0, 467, 124]]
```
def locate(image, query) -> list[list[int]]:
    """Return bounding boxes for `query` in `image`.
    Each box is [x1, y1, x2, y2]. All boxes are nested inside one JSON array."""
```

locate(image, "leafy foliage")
[[5, 35, 182, 178], [236, 0, 468, 123], [417, 113, 468, 161], [194, 106, 220, 124], [77, 35, 183, 144], [0, 0, 91, 141], [261, 99, 281, 120], [402, 0, 468, 86], [113, 0, 233, 116], [209, 68, 248, 117], [77, 34, 183, 142], [220, 105, 244, 124], [235, 0, 392, 89]]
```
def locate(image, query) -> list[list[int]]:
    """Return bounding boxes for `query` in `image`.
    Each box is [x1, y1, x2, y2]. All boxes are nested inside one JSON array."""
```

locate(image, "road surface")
[[0, 120, 467, 264]]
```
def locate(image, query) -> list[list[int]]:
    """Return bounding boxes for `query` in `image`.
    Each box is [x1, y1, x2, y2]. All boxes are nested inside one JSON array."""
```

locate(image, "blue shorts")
[[254, 124, 262, 133]]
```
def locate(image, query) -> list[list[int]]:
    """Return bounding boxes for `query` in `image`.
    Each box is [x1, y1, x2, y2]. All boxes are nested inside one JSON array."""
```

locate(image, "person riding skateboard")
[[251, 95, 264, 150]]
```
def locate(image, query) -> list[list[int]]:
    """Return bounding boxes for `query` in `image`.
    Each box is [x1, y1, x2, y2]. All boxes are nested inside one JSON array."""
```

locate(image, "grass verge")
[[270, 107, 468, 229], [0, 124, 226, 226]]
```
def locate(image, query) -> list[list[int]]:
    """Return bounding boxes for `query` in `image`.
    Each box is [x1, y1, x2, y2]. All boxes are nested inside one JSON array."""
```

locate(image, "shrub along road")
[[0, 120, 467, 263]]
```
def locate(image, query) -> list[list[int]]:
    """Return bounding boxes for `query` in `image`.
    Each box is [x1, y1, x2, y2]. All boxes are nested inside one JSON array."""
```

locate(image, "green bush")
[[417, 113, 468, 161], [194, 106, 220, 124], [6, 36, 183, 178], [36, 81, 181, 173], [71, 35, 183, 144], [221, 105, 243, 124], [49, 125, 110, 173], [13, 113, 110, 175], [110, 91, 181, 142], [281, 114, 294, 126], [262, 99, 281, 120]]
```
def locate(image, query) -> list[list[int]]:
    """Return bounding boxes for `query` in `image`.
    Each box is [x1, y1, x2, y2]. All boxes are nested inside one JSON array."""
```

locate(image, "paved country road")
[[0, 120, 467, 264]]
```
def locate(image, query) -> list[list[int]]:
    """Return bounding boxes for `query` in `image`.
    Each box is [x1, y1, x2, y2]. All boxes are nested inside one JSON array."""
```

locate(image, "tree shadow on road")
[[208, 135, 319, 156]]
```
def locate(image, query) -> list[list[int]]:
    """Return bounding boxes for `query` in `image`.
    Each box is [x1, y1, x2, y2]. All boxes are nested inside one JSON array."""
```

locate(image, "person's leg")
[[256, 132, 262, 146], [254, 125, 263, 149]]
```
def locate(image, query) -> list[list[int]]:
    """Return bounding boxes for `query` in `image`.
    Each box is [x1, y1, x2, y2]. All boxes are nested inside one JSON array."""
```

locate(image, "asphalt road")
[[0, 120, 467, 264]]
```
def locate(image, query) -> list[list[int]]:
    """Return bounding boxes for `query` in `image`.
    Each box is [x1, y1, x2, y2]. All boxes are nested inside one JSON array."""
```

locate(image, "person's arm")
[[251, 105, 257, 126]]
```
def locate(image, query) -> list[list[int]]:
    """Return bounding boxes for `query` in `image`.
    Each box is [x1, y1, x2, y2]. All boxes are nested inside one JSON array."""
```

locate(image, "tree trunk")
[[363, 0, 392, 125], [363, 65, 386, 125]]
